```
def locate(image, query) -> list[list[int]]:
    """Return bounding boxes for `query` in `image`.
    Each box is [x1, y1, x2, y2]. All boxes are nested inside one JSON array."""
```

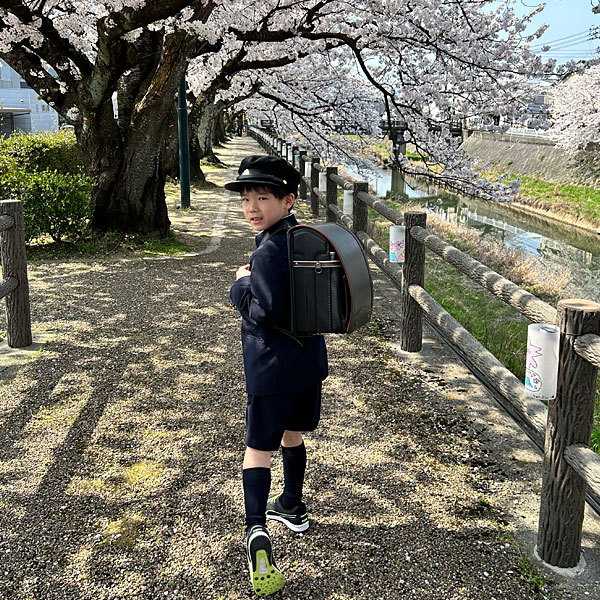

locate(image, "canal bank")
[[345, 164, 600, 303], [461, 131, 600, 190]]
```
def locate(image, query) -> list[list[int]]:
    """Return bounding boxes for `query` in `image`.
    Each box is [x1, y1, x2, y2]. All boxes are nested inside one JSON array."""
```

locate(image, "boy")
[[228, 155, 328, 596]]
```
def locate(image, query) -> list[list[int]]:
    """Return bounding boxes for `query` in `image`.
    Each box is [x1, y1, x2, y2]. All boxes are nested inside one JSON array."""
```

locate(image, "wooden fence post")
[[537, 299, 600, 567], [310, 157, 320, 217], [0, 200, 32, 348], [298, 150, 308, 199], [352, 181, 369, 235], [326, 166, 338, 223], [400, 211, 426, 352]]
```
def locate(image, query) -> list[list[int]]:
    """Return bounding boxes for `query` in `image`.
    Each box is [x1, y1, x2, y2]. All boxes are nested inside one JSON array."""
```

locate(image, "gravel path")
[[0, 137, 597, 599]]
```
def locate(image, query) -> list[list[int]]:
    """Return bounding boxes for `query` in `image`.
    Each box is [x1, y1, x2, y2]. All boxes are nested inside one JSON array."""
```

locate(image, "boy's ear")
[[284, 193, 295, 210]]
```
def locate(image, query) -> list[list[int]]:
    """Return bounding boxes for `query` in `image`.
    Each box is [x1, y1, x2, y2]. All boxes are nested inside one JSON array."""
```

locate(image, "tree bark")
[[80, 32, 199, 236], [79, 93, 171, 236], [189, 92, 226, 171], [212, 109, 226, 145]]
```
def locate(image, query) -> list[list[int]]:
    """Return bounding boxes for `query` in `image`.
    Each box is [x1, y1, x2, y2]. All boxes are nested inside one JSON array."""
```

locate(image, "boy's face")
[[241, 187, 295, 232]]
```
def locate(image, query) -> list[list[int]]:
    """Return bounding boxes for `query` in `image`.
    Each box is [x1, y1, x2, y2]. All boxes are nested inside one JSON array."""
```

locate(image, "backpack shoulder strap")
[[258, 218, 293, 247]]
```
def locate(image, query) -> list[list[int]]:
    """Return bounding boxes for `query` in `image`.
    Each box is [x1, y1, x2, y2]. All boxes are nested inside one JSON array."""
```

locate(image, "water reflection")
[[355, 166, 600, 301]]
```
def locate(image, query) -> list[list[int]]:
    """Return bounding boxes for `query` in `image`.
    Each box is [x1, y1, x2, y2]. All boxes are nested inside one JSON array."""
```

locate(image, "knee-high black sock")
[[243, 467, 271, 530], [281, 442, 307, 509]]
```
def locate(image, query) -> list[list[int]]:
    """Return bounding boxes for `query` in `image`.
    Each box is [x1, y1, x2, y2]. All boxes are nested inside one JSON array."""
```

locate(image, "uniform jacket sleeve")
[[230, 238, 288, 329]]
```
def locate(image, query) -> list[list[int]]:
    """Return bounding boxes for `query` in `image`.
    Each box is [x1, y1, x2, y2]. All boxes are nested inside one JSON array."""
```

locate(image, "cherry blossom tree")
[[0, 1, 220, 234], [0, 0, 553, 235], [550, 64, 600, 156], [233, 1, 554, 200]]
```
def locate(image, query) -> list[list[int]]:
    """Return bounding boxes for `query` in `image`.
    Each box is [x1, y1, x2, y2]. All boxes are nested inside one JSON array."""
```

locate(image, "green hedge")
[[0, 130, 94, 243], [1, 170, 94, 243], [0, 129, 84, 174]]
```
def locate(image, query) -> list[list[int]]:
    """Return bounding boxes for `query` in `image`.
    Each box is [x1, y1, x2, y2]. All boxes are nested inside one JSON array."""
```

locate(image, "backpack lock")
[[292, 258, 341, 274]]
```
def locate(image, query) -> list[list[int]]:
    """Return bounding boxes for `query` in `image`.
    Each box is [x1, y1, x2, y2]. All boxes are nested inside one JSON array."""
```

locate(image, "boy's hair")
[[239, 184, 290, 200], [239, 184, 295, 213]]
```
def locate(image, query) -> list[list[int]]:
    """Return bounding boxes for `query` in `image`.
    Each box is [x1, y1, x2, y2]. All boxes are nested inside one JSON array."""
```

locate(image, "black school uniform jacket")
[[230, 214, 328, 396]]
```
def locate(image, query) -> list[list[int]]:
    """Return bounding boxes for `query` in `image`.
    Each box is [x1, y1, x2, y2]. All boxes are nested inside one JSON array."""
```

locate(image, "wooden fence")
[[249, 126, 600, 570], [0, 200, 32, 348]]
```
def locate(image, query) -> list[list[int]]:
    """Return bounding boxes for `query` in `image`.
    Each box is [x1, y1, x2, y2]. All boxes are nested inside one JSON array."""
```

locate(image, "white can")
[[389, 225, 406, 263], [319, 172, 327, 192], [525, 323, 560, 401], [343, 189, 353, 217]]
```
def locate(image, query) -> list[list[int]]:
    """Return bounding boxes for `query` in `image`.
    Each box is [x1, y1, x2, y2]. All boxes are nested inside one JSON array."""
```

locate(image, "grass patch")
[[98, 513, 147, 550], [26, 230, 193, 262], [480, 167, 600, 229], [425, 253, 528, 379], [519, 176, 600, 222], [498, 529, 551, 596], [131, 233, 192, 257], [514, 553, 550, 595], [121, 460, 166, 488]]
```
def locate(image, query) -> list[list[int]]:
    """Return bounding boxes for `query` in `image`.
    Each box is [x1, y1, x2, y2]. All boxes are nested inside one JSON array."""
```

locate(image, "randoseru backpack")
[[263, 220, 373, 335]]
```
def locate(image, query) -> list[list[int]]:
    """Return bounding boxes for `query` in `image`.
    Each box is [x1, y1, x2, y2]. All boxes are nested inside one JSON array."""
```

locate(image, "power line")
[[529, 26, 600, 52], [529, 29, 592, 49], [545, 40, 596, 52]]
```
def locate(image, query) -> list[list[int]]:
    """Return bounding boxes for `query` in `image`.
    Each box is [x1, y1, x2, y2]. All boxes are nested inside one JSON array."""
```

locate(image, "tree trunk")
[[189, 93, 225, 169], [84, 119, 171, 236], [212, 109, 226, 146], [161, 105, 180, 181], [78, 99, 170, 236], [81, 32, 197, 236], [188, 120, 206, 182]]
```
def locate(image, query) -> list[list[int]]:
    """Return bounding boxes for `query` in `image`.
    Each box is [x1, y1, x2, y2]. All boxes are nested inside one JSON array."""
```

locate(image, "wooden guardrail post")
[[352, 181, 369, 235], [310, 157, 320, 217], [0, 200, 32, 348], [298, 150, 308, 199], [400, 211, 426, 352], [537, 299, 600, 567], [326, 166, 338, 223]]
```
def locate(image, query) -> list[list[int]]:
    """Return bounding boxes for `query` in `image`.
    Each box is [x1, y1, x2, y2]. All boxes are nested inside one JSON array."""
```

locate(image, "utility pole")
[[178, 76, 191, 209]]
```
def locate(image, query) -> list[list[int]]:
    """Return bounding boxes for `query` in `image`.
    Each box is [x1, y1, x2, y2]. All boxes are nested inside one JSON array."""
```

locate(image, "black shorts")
[[245, 383, 322, 451]]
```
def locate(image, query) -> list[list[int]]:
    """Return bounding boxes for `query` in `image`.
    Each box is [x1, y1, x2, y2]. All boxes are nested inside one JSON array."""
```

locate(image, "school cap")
[[224, 155, 300, 196]]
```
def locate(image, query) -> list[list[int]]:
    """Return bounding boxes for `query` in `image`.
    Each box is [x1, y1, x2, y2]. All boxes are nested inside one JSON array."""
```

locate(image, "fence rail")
[[574, 333, 600, 368], [250, 125, 600, 570], [0, 200, 32, 348]]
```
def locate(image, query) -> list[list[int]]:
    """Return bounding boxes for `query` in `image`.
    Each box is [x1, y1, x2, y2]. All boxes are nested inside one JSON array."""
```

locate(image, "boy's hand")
[[236, 264, 251, 280]]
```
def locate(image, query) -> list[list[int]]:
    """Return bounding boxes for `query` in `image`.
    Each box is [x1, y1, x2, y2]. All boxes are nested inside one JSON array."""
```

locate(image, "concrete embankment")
[[462, 131, 600, 188]]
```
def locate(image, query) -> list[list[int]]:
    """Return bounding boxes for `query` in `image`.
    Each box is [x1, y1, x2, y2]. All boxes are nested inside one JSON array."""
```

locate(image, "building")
[[0, 59, 59, 136]]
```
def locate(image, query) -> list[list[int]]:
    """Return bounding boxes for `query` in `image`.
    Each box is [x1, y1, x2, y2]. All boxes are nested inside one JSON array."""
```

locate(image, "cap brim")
[[224, 173, 290, 192]]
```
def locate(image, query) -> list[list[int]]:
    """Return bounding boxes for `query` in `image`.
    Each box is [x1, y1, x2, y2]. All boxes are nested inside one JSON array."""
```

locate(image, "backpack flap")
[[287, 226, 349, 334], [312, 223, 373, 333], [287, 223, 373, 334]]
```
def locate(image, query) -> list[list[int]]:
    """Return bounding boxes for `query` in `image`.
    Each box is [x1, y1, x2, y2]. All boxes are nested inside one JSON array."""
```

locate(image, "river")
[[352, 167, 600, 302]]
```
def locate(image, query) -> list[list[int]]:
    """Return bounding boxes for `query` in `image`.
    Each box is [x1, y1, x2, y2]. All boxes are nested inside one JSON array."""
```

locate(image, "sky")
[[512, 0, 600, 63]]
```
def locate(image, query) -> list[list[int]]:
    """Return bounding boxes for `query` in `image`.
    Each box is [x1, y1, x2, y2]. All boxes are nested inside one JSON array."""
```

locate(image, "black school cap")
[[224, 155, 300, 196]]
